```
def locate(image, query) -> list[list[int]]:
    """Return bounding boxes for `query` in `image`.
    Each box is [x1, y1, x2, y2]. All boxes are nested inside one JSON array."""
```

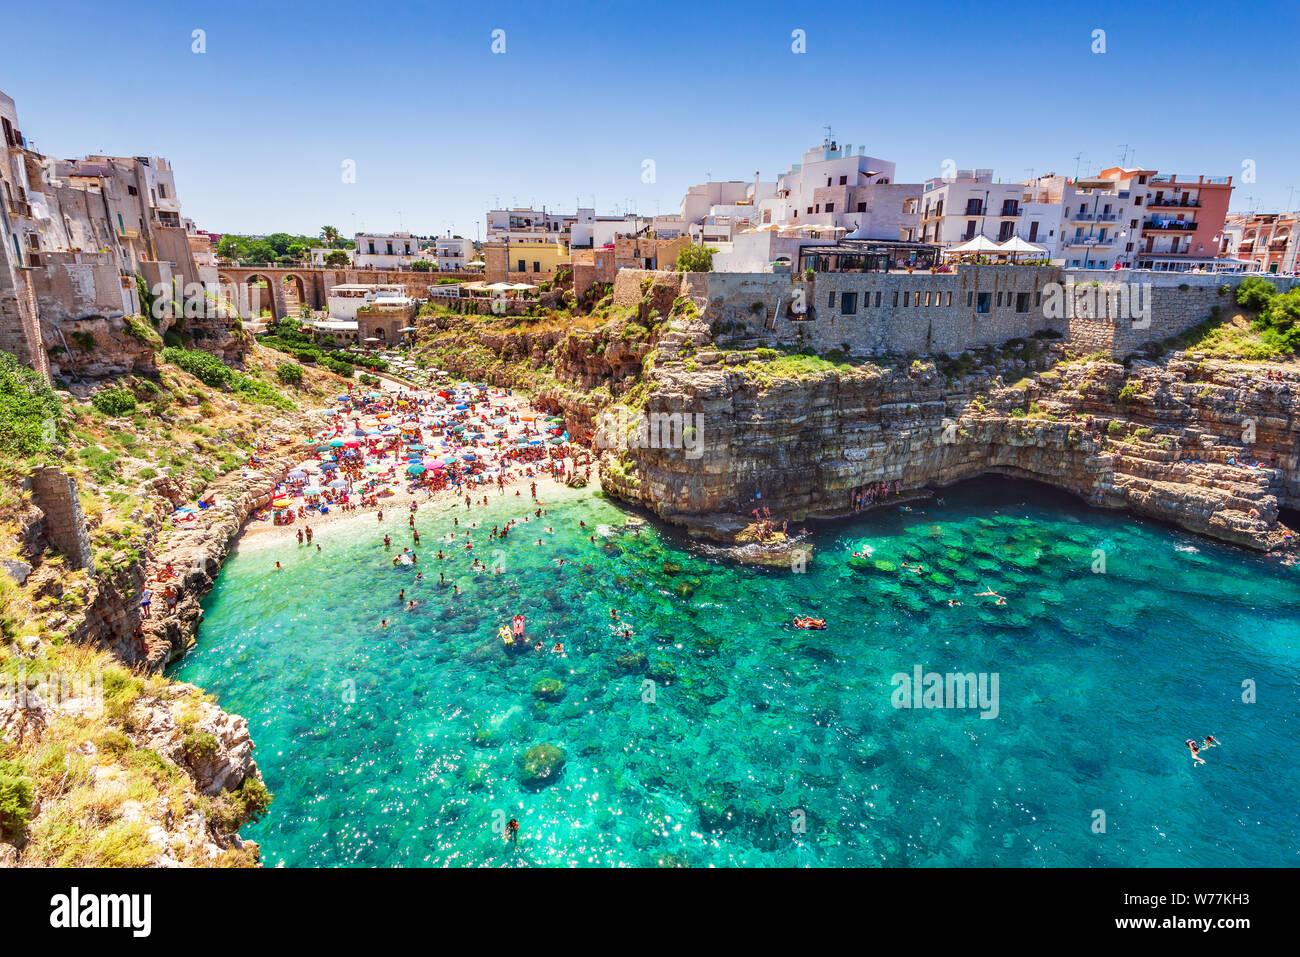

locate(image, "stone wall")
[[0, 256, 48, 380], [616, 266, 1298, 360], [30, 466, 95, 572]]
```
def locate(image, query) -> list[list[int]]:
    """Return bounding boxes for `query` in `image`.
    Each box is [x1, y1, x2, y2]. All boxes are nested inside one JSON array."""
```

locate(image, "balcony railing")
[[1071, 212, 1120, 222], [1143, 220, 1198, 232], [7, 199, 31, 218], [1148, 199, 1201, 209]]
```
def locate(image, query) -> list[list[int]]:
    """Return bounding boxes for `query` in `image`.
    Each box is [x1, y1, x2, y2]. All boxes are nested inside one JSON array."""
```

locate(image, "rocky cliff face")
[[602, 345, 1297, 553]]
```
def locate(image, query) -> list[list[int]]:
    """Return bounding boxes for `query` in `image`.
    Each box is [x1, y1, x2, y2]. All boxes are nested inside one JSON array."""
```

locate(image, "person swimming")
[[1187, 739, 1205, 766], [1202, 734, 1220, 749]]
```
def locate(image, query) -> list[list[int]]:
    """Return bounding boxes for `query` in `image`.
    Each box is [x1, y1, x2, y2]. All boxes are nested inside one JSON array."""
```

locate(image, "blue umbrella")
[[406, 463, 426, 475]]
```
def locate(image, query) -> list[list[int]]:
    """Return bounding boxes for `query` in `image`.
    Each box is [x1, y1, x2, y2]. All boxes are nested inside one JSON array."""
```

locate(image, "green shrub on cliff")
[[275, 362, 304, 385], [91, 388, 138, 417], [0, 350, 64, 458], [0, 759, 35, 840], [1235, 277, 1276, 313]]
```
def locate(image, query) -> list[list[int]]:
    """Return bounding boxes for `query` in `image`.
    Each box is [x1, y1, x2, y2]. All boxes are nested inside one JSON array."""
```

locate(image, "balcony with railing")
[[1142, 219, 1198, 232], [7, 199, 31, 218], [1147, 198, 1201, 209]]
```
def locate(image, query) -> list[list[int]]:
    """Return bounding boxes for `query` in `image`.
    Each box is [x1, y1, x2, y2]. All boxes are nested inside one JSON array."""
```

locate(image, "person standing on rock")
[[140, 588, 152, 619]]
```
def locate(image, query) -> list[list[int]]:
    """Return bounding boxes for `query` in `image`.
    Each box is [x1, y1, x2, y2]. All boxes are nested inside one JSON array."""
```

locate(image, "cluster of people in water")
[[1186, 735, 1220, 766]]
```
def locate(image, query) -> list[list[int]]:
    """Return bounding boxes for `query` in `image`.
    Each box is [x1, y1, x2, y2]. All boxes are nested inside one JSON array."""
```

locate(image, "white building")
[[310, 246, 355, 267], [484, 206, 643, 250], [354, 232, 423, 269], [431, 233, 472, 271], [326, 282, 408, 320], [679, 139, 920, 245], [917, 170, 1024, 247]]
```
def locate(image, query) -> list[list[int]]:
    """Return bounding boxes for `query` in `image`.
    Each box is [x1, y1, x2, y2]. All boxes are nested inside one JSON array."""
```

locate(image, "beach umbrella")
[[344, 439, 360, 447], [320, 461, 338, 471], [429, 461, 445, 469], [442, 455, 459, 465], [461, 453, 476, 461], [549, 437, 564, 445], [328, 479, 349, 488], [528, 439, 543, 445], [407, 443, 425, 451], [303, 486, 323, 496], [271, 499, 293, 509], [365, 464, 383, 473], [288, 469, 306, 479], [406, 463, 426, 475], [328, 439, 345, 447], [351, 429, 366, 436]]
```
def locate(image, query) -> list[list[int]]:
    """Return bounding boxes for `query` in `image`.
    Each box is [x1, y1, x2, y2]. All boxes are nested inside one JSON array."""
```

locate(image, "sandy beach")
[[232, 373, 588, 551]]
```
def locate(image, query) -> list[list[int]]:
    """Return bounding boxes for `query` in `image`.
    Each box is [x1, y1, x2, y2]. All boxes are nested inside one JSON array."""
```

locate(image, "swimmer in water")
[[1187, 739, 1205, 766], [1202, 734, 1220, 750], [275, 561, 282, 570]]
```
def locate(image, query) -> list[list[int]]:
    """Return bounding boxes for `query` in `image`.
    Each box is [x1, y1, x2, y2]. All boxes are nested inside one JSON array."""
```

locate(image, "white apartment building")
[[354, 232, 422, 269], [431, 233, 473, 271], [680, 140, 919, 244], [485, 206, 642, 250], [917, 170, 1024, 247]]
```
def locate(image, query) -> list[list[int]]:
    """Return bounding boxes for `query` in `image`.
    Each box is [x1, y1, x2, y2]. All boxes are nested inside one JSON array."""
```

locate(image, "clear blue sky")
[[5, 0, 1296, 239]]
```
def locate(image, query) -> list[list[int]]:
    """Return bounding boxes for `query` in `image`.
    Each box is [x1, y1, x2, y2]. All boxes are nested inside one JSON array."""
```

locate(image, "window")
[[856, 202, 866, 212], [807, 207, 813, 214], [924, 291, 931, 306], [893, 291, 899, 307], [158, 184, 167, 199], [386, 243, 393, 255], [840, 292, 857, 314], [976, 293, 991, 313], [966, 291, 974, 307], [875, 291, 882, 307], [839, 175, 848, 186], [1015, 292, 1030, 313], [903, 291, 910, 306], [127, 185, 138, 196], [945, 292, 952, 306], [1034, 292, 1042, 307], [517, 259, 526, 272], [996, 292, 1003, 307], [533, 261, 540, 272], [825, 203, 834, 213], [964, 220, 977, 239], [369, 242, 376, 253]]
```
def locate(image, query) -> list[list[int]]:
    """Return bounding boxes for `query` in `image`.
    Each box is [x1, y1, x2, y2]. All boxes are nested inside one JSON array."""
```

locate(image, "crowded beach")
[[240, 376, 587, 542]]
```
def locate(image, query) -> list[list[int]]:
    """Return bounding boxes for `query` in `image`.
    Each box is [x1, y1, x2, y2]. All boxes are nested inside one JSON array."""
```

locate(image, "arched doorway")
[[282, 274, 308, 318], [244, 274, 274, 320]]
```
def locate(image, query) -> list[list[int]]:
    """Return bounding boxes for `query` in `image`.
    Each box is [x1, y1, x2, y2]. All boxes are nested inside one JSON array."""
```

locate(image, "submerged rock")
[[517, 743, 567, 789], [531, 678, 566, 702]]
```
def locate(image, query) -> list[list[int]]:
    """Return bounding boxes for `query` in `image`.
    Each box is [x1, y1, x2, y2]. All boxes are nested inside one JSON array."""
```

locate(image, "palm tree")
[[320, 225, 341, 248]]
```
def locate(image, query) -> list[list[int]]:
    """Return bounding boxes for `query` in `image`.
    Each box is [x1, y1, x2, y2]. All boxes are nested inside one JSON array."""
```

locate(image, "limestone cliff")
[[602, 345, 1297, 552]]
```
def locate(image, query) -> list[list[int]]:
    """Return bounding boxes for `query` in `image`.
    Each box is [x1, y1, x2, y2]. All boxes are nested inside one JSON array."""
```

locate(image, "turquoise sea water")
[[173, 478, 1300, 867]]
